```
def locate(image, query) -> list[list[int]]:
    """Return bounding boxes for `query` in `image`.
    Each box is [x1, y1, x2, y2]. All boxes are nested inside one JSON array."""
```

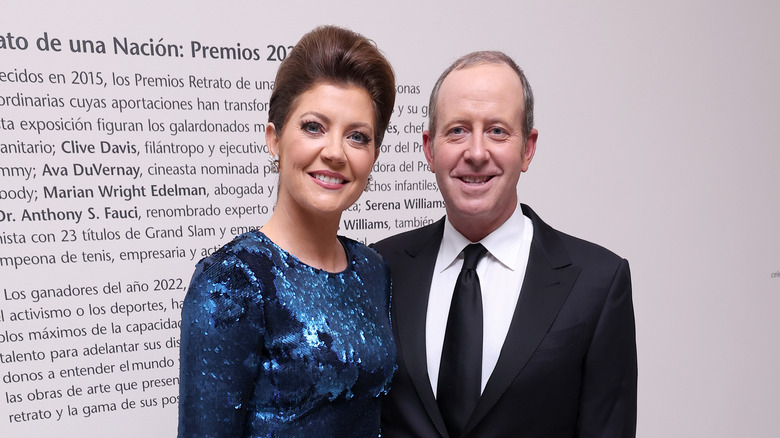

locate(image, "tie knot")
[[461, 243, 487, 271]]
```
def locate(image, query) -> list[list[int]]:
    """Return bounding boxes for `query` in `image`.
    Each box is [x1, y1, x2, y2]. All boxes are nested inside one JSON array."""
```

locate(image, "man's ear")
[[422, 130, 435, 173], [521, 128, 538, 172]]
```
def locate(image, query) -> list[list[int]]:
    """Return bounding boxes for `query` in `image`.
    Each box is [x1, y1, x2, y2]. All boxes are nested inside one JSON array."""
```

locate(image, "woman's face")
[[266, 82, 379, 219]]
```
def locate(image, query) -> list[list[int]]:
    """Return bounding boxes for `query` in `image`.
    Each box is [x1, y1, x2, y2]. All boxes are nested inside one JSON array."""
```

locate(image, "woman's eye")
[[348, 131, 370, 144], [302, 121, 323, 134]]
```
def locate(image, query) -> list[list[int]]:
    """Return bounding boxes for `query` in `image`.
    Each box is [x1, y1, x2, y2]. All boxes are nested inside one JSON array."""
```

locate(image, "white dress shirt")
[[426, 204, 534, 394]]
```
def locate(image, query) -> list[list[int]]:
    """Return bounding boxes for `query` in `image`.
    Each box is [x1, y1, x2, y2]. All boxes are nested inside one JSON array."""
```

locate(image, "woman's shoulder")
[[190, 231, 275, 288], [340, 236, 391, 289], [340, 236, 386, 266], [184, 232, 272, 322], [196, 230, 270, 265]]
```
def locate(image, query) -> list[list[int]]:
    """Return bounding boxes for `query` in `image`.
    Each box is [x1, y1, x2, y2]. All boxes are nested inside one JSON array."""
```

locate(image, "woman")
[[178, 25, 396, 437]]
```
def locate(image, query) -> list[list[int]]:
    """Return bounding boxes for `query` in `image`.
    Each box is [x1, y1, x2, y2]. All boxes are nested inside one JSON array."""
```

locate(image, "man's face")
[[424, 63, 537, 239]]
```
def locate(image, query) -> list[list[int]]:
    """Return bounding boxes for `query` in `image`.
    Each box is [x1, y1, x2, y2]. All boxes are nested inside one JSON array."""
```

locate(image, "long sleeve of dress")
[[178, 252, 265, 438]]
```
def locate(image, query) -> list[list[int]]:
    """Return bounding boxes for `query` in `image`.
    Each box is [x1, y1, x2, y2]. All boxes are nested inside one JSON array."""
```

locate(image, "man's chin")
[[447, 202, 496, 222], [447, 198, 515, 222]]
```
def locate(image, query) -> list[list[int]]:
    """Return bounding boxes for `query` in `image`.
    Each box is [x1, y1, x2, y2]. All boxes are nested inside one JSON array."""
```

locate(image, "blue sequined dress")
[[178, 231, 396, 437]]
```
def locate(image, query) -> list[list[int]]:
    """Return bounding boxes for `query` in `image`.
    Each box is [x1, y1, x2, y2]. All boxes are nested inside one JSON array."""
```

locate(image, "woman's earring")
[[269, 155, 280, 174], [364, 175, 373, 192]]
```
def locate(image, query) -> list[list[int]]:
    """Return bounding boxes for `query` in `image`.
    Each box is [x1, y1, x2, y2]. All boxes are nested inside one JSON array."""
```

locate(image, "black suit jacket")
[[373, 204, 637, 438]]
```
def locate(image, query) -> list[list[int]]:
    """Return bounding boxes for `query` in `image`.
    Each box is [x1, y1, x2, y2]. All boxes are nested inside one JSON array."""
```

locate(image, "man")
[[374, 51, 637, 437]]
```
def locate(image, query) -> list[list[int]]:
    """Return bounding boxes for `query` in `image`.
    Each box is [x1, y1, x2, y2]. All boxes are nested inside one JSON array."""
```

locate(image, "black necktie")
[[437, 243, 488, 438]]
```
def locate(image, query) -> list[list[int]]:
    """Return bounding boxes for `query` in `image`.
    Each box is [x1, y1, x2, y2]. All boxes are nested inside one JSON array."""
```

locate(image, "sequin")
[[178, 231, 396, 437]]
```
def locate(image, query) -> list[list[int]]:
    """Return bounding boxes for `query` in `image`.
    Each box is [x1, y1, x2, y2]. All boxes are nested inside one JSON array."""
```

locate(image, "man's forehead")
[[442, 63, 522, 90], [436, 64, 525, 123]]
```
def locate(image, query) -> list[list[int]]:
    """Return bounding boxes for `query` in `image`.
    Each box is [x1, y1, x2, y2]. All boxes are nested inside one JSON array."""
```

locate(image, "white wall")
[[2, 1, 778, 436]]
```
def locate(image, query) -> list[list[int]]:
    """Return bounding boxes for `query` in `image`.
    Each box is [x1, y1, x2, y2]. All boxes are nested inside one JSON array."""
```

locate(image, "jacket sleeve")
[[577, 258, 638, 438]]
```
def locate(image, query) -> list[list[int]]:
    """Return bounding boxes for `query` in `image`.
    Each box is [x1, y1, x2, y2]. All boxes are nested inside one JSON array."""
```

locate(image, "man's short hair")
[[427, 51, 534, 141]]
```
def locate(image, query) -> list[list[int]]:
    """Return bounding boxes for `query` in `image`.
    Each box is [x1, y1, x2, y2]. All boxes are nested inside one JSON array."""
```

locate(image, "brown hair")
[[268, 25, 396, 147], [427, 51, 534, 141]]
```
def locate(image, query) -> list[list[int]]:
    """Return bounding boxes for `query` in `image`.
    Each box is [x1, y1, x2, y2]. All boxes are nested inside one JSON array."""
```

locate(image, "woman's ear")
[[266, 122, 280, 157]]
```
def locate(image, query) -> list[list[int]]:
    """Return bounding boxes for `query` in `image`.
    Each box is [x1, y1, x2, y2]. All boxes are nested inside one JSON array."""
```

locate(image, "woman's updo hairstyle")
[[268, 25, 396, 147]]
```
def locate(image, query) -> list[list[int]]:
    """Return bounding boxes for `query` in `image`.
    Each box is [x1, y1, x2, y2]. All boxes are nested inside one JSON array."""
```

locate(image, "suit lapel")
[[393, 219, 450, 436], [464, 205, 581, 433]]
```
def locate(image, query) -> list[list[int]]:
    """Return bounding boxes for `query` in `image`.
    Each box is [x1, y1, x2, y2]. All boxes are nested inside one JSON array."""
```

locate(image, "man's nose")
[[464, 134, 488, 163]]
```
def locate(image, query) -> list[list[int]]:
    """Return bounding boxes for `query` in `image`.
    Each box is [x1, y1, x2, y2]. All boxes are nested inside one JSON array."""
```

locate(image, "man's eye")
[[487, 127, 511, 139], [450, 127, 466, 135]]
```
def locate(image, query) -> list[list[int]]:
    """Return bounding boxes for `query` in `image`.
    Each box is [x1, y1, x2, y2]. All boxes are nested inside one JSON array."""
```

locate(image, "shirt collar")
[[441, 203, 530, 271]]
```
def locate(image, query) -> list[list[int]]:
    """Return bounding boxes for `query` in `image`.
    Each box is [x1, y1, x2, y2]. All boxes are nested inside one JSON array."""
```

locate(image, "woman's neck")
[[260, 205, 346, 272]]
